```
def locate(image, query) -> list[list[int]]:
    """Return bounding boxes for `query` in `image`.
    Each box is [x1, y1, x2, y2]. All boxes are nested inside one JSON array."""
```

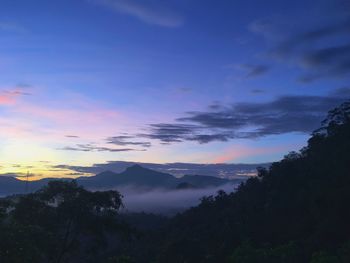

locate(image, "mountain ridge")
[[0, 164, 244, 196]]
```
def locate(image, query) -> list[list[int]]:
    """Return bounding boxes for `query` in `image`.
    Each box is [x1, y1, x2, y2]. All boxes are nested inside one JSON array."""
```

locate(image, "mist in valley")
[[117, 183, 238, 215]]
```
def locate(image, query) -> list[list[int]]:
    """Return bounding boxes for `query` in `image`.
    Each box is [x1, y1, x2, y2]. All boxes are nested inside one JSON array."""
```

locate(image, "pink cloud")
[[0, 91, 19, 105], [212, 145, 286, 163], [0, 87, 30, 106], [0, 94, 15, 105], [18, 104, 120, 126], [0, 90, 132, 142]]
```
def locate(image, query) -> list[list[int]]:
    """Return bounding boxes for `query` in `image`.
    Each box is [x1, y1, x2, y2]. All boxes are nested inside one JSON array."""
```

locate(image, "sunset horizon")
[[1, 1, 350, 262], [1, 0, 349, 180]]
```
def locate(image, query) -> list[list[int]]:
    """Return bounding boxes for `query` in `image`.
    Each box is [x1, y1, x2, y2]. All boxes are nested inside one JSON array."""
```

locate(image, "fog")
[[118, 183, 238, 215]]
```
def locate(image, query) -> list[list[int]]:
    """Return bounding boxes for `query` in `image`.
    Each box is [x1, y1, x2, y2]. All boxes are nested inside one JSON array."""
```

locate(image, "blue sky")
[[0, 0, 349, 178]]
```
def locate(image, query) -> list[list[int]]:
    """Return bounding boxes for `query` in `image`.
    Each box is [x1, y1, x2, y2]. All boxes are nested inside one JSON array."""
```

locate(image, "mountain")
[[0, 176, 25, 196], [78, 164, 233, 189], [0, 164, 237, 196], [178, 174, 241, 188], [52, 161, 269, 178], [77, 165, 178, 189]]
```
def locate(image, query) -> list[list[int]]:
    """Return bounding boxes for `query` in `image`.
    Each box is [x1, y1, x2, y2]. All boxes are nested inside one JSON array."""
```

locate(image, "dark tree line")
[[0, 181, 132, 263]]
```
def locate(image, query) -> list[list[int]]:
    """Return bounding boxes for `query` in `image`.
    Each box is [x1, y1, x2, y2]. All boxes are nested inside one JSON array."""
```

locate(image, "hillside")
[[125, 101, 350, 262]]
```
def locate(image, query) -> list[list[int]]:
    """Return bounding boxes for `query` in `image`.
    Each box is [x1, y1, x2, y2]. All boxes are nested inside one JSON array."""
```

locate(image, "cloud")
[[176, 87, 192, 93], [0, 88, 30, 106], [330, 86, 350, 97], [239, 64, 270, 78], [0, 172, 35, 178], [16, 103, 120, 127], [120, 184, 237, 215], [106, 135, 151, 147], [251, 89, 265, 94], [187, 134, 232, 144], [298, 44, 350, 82], [268, 20, 350, 82], [139, 123, 201, 143], [0, 92, 125, 141], [274, 20, 350, 56], [141, 92, 348, 144], [15, 83, 32, 88], [67, 172, 86, 176], [5, 89, 31, 96], [65, 135, 80, 138], [59, 143, 136, 152], [248, 18, 286, 40], [226, 64, 270, 79], [92, 0, 184, 27], [0, 89, 140, 164], [212, 145, 286, 163]]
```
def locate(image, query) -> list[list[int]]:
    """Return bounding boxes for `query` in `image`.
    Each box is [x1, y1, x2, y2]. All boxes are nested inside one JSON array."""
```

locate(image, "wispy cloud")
[[92, 0, 184, 27], [106, 135, 151, 147], [139, 123, 201, 143], [212, 145, 286, 163], [0, 94, 16, 105], [0, 89, 130, 145], [140, 89, 350, 144], [59, 143, 137, 152], [225, 63, 270, 79], [251, 89, 265, 94], [239, 64, 270, 78], [0, 172, 34, 178], [273, 20, 350, 56], [65, 135, 80, 138], [121, 184, 237, 214], [248, 18, 287, 41], [298, 43, 350, 82], [0, 88, 30, 106], [250, 17, 350, 82]]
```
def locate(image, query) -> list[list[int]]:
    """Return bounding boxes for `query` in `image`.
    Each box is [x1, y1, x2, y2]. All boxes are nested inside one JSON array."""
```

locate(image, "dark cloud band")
[[141, 90, 350, 144]]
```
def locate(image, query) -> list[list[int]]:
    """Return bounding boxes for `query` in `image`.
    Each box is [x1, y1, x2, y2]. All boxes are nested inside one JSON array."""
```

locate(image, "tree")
[[310, 252, 340, 263], [0, 180, 127, 263]]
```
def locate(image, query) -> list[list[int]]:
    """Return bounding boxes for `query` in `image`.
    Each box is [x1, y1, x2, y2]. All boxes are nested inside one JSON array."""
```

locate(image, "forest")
[[1, 101, 350, 263]]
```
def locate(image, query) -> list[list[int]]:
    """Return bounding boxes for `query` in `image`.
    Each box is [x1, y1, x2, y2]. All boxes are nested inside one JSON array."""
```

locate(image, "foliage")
[[0, 180, 126, 263], [229, 241, 299, 263]]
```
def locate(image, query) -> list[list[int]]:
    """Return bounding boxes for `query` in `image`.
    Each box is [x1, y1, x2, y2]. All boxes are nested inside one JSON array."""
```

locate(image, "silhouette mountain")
[[0, 164, 236, 196], [0, 176, 25, 196], [78, 164, 236, 189], [177, 174, 229, 188]]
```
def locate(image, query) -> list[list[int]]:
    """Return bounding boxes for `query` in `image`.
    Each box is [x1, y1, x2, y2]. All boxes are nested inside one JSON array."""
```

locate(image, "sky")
[[0, 0, 349, 179]]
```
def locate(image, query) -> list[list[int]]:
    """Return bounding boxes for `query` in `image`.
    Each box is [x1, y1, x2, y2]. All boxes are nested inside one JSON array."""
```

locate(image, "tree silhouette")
[[0, 180, 127, 263]]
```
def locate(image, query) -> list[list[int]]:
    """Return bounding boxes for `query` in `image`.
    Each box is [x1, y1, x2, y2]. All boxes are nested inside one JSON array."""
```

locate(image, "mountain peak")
[[125, 164, 146, 172]]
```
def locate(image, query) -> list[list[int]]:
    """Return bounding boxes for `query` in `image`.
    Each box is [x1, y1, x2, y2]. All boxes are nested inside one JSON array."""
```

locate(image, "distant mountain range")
[[0, 165, 246, 196], [54, 161, 269, 179]]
